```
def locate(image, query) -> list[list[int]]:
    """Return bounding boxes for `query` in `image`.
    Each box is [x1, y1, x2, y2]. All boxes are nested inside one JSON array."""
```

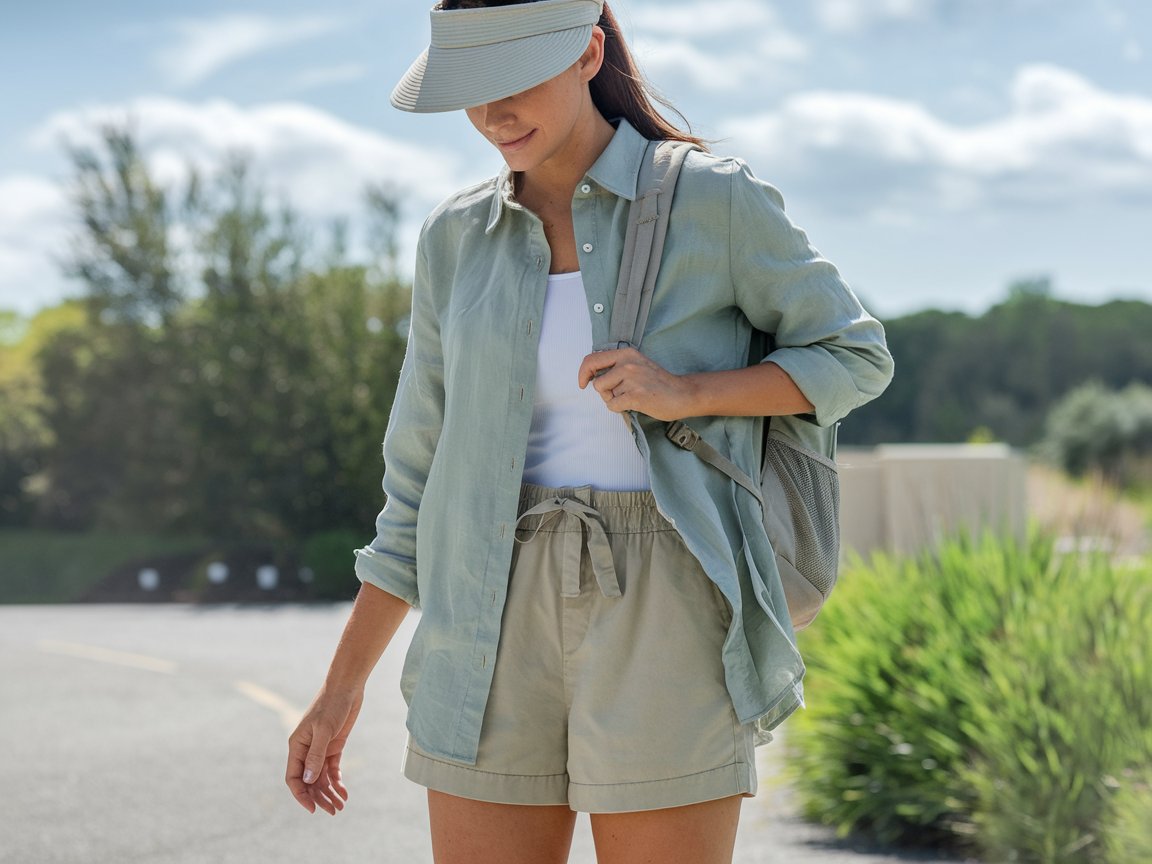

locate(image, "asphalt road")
[[0, 605, 970, 864]]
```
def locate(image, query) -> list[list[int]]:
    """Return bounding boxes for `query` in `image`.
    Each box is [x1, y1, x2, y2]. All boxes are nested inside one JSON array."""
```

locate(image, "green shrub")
[[787, 534, 1152, 863], [301, 529, 363, 601], [1040, 381, 1152, 489], [1102, 772, 1152, 864], [956, 554, 1152, 862], [0, 528, 207, 602]]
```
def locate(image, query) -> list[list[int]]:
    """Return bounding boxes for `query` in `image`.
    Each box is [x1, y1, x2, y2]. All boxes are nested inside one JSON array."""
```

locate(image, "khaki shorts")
[[403, 483, 757, 813]]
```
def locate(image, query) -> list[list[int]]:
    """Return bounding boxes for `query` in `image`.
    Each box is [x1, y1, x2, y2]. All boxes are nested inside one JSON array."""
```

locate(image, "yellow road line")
[[233, 679, 303, 732], [36, 639, 177, 674]]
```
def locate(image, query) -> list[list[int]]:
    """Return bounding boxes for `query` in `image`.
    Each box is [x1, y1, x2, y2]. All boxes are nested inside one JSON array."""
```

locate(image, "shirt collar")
[[485, 117, 648, 234]]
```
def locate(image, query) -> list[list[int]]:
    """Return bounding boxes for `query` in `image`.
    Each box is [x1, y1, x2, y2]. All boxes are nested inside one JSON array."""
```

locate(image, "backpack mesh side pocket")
[[761, 430, 840, 630]]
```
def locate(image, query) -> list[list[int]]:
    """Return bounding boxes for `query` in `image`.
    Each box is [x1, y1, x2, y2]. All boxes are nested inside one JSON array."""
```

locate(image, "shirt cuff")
[[764, 346, 859, 427], [353, 547, 420, 609]]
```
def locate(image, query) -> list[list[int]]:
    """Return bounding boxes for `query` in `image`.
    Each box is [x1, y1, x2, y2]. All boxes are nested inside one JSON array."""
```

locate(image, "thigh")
[[590, 796, 743, 864], [427, 790, 577, 864]]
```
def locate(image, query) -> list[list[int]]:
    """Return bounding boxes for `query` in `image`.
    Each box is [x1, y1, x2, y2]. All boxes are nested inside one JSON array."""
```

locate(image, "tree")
[[1040, 381, 1152, 488], [0, 304, 86, 526], [27, 124, 411, 542]]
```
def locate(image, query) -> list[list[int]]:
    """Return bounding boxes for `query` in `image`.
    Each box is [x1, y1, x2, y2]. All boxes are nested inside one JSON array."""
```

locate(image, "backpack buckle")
[[665, 421, 700, 451]]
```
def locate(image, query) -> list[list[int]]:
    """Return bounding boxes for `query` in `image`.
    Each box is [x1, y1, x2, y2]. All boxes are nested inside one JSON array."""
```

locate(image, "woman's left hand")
[[578, 347, 695, 421]]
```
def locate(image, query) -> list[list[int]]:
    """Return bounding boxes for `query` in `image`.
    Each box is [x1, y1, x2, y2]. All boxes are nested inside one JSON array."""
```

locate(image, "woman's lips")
[[497, 130, 535, 152]]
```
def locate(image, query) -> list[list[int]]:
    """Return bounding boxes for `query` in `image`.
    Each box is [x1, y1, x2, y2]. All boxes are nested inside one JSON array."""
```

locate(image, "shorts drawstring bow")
[[515, 495, 621, 598]]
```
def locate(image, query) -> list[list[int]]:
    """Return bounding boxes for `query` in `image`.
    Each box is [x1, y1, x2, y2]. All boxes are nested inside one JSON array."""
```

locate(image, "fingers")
[[328, 753, 350, 801], [578, 347, 638, 388], [286, 689, 363, 816], [286, 729, 317, 813], [288, 753, 346, 814], [302, 728, 330, 790], [578, 348, 692, 421], [578, 348, 650, 411], [308, 765, 346, 815], [590, 367, 626, 399], [287, 723, 349, 816]]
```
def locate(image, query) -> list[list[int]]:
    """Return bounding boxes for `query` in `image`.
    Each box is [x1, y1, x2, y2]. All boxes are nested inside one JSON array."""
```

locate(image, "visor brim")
[[390, 25, 593, 113]]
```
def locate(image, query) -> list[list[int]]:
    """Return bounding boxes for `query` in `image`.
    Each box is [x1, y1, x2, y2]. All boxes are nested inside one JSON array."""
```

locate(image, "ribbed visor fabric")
[[391, 0, 604, 113]]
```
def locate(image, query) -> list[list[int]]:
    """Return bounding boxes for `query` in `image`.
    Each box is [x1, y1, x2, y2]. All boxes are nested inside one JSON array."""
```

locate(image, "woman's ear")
[[577, 25, 607, 83]]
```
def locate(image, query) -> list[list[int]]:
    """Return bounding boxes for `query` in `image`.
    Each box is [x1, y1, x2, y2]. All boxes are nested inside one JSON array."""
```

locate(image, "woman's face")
[[465, 30, 604, 174]]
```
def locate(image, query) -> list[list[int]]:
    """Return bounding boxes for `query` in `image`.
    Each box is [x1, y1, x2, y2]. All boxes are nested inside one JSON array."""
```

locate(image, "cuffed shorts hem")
[[403, 742, 756, 813], [403, 744, 569, 806], [569, 761, 757, 813]]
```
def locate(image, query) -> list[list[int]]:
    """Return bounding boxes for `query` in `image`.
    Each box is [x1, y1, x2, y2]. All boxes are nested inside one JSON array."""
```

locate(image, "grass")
[[1026, 464, 1150, 558], [0, 529, 208, 603]]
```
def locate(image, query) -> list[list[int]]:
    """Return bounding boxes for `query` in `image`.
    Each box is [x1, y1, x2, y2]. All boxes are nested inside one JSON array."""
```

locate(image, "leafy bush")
[[301, 529, 364, 601], [0, 528, 208, 602], [787, 534, 1152, 863], [1102, 773, 1152, 864], [956, 555, 1152, 862], [1040, 381, 1152, 489]]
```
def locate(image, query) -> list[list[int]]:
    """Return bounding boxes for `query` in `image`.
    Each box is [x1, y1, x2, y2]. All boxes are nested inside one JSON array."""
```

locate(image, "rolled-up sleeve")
[[727, 160, 894, 426], [352, 235, 444, 608]]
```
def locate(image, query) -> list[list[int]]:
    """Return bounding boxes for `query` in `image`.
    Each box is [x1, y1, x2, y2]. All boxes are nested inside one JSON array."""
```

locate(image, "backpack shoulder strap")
[[609, 140, 768, 502], [604, 139, 699, 351]]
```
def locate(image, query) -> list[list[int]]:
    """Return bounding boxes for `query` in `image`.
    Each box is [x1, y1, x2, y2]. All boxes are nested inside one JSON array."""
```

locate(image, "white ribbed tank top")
[[521, 271, 651, 491]]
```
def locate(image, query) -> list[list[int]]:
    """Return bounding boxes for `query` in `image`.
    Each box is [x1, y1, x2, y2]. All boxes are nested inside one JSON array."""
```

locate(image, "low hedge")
[[0, 528, 208, 602], [787, 533, 1152, 863], [301, 529, 363, 601], [0, 528, 363, 603]]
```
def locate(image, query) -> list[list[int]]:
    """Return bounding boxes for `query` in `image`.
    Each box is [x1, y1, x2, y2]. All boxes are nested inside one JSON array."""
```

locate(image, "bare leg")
[[427, 789, 578, 864], [590, 796, 743, 864]]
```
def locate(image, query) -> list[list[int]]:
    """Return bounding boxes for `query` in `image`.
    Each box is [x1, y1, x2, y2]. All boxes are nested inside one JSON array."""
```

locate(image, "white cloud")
[[630, 1, 808, 92], [630, 0, 780, 37], [28, 98, 462, 218], [815, 0, 935, 31], [156, 14, 344, 87], [290, 64, 369, 92], [721, 64, 1152, 215], [1, 98, 465, 314], [0, 176, 73, 314]]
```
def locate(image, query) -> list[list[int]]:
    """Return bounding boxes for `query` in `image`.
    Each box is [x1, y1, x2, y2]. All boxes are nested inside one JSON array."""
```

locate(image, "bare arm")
[[578, 347, 814, 421], [286, 583, 412, 815]]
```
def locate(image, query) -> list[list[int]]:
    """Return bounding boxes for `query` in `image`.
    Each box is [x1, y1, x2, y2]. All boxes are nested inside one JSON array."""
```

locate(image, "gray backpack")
[[605, 139, 841, 630]]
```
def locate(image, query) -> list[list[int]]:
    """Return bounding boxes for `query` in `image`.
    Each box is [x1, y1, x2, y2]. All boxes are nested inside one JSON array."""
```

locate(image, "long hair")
[[434, 0, 707, 147]]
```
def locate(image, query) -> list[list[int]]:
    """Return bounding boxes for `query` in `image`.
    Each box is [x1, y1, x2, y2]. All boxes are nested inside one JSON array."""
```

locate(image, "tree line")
[[2, 129, 1151, 549], [844, 280, 1152, 454]]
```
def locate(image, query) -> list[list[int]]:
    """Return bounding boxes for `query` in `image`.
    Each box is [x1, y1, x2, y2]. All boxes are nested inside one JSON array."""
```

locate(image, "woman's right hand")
[[286, 686, 364, 815]]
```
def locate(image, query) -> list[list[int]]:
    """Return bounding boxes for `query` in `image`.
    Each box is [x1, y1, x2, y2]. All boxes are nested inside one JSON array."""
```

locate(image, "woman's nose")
[[477, 98, 515, 130]]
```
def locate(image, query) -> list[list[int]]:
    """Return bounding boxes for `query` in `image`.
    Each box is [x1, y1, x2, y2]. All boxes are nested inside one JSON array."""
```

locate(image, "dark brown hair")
[[434, 0, 707, 147]]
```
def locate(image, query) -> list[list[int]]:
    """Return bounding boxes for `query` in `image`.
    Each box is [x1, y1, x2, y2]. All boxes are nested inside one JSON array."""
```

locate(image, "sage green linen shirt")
[[354, 119, 894, 765]]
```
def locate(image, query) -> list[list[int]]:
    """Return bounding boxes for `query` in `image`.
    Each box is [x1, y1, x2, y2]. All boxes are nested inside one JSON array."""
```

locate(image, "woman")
[[285, 1, 893, 862]]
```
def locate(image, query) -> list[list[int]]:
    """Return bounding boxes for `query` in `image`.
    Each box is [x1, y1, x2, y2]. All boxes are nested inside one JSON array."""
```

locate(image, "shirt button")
[[593, 303, 605, 314], [582, 243, 593, 253], [580, 184, 592, 194]]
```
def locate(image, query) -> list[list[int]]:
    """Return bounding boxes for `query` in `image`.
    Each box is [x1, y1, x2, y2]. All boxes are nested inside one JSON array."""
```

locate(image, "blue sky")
[[1, 0, 1149, 318]]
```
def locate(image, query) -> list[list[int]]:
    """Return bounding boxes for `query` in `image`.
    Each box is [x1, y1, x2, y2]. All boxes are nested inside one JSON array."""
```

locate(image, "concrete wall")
[[838, 444, 1028, 558]]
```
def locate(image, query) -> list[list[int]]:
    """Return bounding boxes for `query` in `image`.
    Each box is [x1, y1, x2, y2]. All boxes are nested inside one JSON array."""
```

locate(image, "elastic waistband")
[[516, 483, 671, 534]]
